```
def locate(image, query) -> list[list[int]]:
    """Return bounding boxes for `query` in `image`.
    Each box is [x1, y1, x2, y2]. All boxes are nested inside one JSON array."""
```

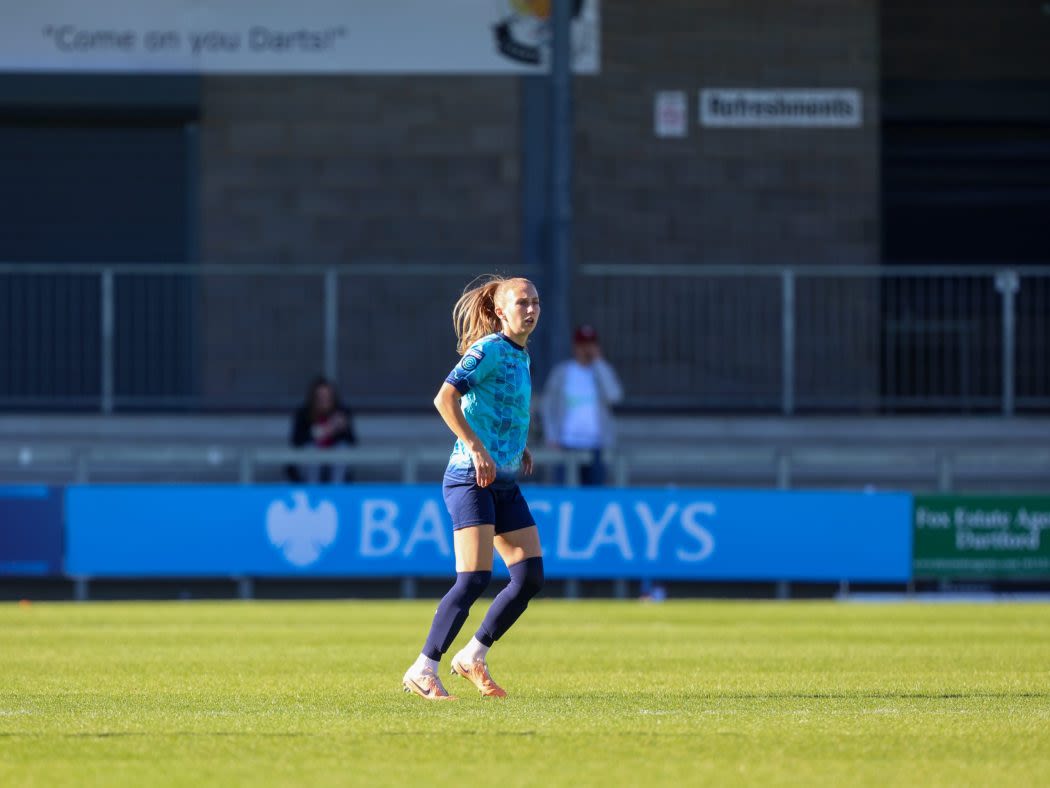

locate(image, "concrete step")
[[2, 414, 1049, 448]]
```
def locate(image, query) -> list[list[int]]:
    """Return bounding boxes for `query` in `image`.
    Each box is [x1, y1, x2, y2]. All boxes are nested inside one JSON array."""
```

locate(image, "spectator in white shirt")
[[541, 324, 624, 485]]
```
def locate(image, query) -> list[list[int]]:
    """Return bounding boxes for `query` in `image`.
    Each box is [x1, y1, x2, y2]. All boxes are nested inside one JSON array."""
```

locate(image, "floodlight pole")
[[548, 0, 574, 367]]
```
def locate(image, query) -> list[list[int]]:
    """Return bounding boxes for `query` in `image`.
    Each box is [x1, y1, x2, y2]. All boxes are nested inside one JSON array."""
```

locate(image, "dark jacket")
[[285, 404, 356, 482]]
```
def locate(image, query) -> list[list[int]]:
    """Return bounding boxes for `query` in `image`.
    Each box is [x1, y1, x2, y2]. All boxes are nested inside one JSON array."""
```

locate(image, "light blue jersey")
[[444, 333, 531, 484]]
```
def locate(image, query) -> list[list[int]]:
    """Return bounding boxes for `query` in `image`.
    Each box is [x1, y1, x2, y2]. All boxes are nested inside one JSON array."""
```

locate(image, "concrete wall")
[[199, 1, 881, 268], [199, 76, 520, 265], [571, 0, 881, 408], [194, 0, 882, 409], [575, 0, 880, 265], [196, 77, 522, 404]]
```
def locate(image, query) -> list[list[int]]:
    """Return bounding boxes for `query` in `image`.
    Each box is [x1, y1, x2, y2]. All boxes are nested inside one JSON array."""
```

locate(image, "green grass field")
[[2, 600, 1049, 787]]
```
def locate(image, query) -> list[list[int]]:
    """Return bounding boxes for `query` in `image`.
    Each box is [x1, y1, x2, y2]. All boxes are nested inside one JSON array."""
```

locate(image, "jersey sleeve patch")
[[445, 344, 492, 393]]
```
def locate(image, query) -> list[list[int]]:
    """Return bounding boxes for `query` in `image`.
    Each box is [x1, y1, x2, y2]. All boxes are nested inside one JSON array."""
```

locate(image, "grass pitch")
[[2, 599, 1049, 787]]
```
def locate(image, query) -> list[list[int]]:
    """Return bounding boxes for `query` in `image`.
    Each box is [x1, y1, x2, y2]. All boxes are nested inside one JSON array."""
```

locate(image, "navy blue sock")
[[422, 570, 491, 660], [476, 557, 544, 646]]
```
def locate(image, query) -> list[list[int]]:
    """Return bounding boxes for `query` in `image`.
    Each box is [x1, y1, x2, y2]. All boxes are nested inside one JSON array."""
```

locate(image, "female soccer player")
[[402, 275, 544, 701]]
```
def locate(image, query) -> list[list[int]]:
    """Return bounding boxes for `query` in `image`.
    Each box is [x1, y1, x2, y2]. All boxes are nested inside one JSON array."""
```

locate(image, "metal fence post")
[[400, 577, 417, 599], [403, 451, 418, 484], [100, 268, 115, 414], [781, 268, 796, 415], [547, 0, 574, 378], [995, 270, 1019, 416], [775, 450, 791, 490], [566, 452, 581, 487], [239, 451, 254, 484], [74, 449, 90, 484], [937, 452, 953, 493], [324, 267, 338, 382]]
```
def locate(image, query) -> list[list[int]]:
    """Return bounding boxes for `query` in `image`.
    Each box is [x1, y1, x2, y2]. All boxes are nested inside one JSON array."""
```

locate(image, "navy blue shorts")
[[442, 472, 535, 534]]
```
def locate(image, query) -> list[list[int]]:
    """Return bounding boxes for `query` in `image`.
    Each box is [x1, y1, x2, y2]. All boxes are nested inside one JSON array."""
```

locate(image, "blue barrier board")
[[65, 485, 912, 581], [0, 485, 64, 576]]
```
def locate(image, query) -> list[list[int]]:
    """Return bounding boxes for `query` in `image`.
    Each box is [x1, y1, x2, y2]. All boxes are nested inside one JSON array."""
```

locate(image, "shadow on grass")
[[739, 691, 1049, 699], [0, 732, 314, 738], [539, 690, 1050, 701], [0, 730, 541, 739]]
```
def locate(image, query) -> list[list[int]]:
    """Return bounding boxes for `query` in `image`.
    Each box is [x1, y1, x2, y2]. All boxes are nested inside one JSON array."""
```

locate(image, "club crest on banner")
[[492, 0, 595, 66]]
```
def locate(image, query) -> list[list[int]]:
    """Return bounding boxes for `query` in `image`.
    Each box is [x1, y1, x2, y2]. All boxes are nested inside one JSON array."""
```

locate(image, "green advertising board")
[[914, 496, 1050, 579]]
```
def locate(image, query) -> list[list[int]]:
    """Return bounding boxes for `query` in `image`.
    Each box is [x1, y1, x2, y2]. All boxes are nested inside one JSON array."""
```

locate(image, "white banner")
[[699, 89, 862, 128], [1, 0, 600, 75]]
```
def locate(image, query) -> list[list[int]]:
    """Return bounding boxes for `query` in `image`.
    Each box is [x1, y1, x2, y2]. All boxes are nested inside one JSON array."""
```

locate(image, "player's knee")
[[520, 557, 544, 599], [456, 570, 492, 604]]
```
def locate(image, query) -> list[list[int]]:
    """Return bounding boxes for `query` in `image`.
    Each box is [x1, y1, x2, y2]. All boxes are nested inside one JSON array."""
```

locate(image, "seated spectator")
[[286, 376, 356, 483]]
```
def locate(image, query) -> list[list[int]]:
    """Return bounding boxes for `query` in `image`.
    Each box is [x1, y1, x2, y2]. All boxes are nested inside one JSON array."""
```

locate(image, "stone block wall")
[[575, 0, 880, 265], [195, 0, 882, 409]]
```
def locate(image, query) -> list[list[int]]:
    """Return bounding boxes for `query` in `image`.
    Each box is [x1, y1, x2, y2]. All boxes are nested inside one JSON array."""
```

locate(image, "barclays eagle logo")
[[266, 492, 338, 567]]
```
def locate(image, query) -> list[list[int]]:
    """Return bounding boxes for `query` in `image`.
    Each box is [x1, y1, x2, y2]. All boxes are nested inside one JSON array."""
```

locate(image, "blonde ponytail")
[[452, 275, 506, 355], [452, 274, 534, 355]]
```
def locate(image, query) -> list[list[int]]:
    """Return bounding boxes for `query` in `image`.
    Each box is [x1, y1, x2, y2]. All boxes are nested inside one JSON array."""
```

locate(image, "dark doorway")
[[880, 121, 1050, 411], [883, 123, 1050, 265]]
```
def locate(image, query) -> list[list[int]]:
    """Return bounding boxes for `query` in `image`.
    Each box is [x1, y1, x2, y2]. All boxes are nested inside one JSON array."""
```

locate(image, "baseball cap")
[[573, 324, 599, 343]]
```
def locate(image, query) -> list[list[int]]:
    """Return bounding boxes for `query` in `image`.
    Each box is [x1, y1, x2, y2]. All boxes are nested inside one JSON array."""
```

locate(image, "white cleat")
[[401, 666, 456, 701]]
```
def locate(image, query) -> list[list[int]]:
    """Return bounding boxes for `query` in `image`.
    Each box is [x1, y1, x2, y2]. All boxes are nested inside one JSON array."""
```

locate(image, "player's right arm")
[[436, 341, 500, 487], [434, 383, 496, 487]]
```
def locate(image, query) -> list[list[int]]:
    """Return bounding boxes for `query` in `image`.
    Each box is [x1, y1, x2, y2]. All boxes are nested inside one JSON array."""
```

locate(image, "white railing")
[[577, 263, 1050, 414], [4, 443, 1050, 492], [3, 263, 1050, 413]]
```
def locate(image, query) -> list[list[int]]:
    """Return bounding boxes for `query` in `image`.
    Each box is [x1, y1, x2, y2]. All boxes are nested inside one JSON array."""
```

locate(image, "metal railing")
[[2, 262, 1049, 413], [0, 262, 499, 412], [578, 264, 1050, 414], [4, 443, 1050, 493], [0, 445, 595, 486]]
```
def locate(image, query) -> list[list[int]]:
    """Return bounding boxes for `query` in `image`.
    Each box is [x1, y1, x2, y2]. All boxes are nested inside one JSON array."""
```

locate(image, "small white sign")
[[700, 89, 862, 128], [654, 90, 688, 138]]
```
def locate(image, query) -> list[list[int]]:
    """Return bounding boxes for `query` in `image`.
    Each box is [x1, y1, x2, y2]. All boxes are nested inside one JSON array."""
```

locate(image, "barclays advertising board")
[[65, 486, 912, 581]]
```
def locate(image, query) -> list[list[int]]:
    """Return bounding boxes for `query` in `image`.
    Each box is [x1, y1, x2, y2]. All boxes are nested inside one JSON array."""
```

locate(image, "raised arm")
[[593, 357, 624, 405]]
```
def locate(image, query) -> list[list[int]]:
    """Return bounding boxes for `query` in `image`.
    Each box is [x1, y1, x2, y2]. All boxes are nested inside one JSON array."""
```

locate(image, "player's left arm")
[[521, 446, 533, 476]]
